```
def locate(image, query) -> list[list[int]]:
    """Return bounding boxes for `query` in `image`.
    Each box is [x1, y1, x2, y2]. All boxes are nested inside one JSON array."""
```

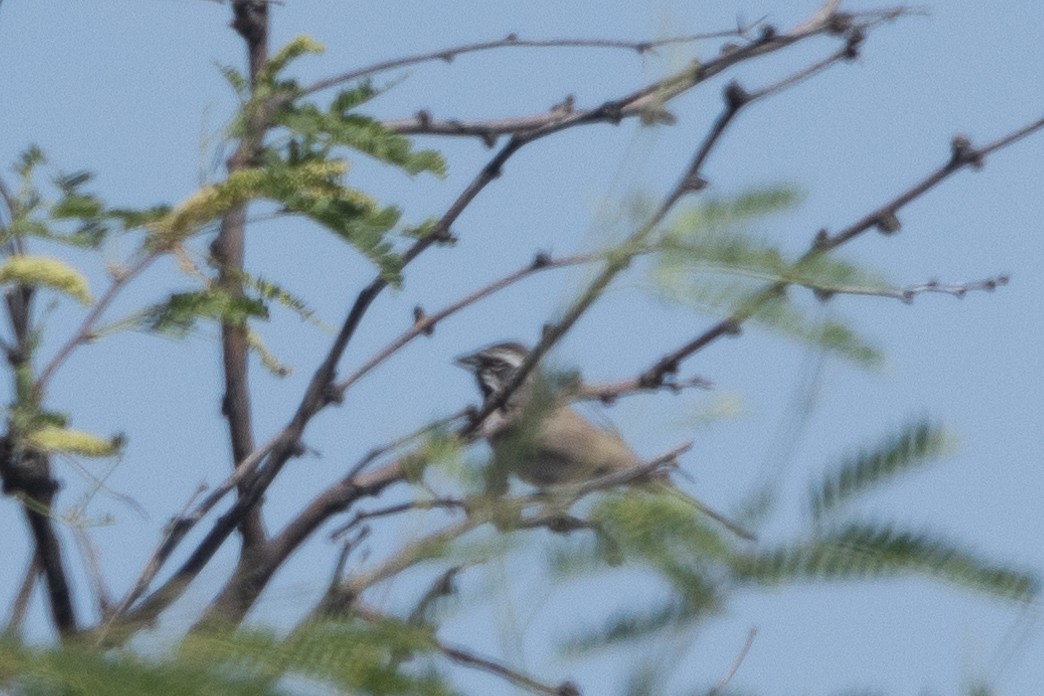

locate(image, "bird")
[[453, 341, 754, 540]]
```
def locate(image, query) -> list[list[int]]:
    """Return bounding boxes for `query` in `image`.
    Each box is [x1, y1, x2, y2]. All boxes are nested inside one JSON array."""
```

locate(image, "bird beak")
[[453, 352, 478, 369]]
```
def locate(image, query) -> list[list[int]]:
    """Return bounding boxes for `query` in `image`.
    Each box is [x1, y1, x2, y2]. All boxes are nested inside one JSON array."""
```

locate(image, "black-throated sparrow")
[[454, 341, 753, 539]]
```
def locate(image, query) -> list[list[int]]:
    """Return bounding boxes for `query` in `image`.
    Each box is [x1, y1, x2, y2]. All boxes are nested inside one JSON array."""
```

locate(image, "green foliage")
[[0, 255, 91, 305], [649, 191, 887, 367], [182, 619, 454, 696], [26, 425, 123, 458], [0, 619, 456, 696], [137, 289, 269, 337], [275, 84, 446, 177], [5, 147, 164, 248], [559, 599, 697, 656], [732, 522, 1039, 602], [591, 492, 731, 612], [242, 272, 325, 329], [809, 419, 952, 521], [0, 637, 280, 696], [210, 36, 445, 283]]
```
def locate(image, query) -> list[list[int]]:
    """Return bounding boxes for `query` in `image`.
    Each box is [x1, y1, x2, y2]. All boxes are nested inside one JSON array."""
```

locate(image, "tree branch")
[[640, 117, 1044, 386], [300, 26, 763, 98]]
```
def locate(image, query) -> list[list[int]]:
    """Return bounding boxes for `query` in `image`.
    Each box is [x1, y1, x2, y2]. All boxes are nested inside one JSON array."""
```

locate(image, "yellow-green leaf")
[[27, 426, 122, 457], [0, 255, 91, 305]]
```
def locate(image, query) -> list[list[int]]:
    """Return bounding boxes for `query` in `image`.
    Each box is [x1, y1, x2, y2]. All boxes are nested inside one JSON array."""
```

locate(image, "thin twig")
[[301, 27, 761, 98], [335, 250, 609, 395], [709, 627, 757, 695], [329, 498, 468, 541], [3, 553, 40, 635], [440, 643, 578, 696], [814, 273, 1010, 303], [35, 252, 159, 395]]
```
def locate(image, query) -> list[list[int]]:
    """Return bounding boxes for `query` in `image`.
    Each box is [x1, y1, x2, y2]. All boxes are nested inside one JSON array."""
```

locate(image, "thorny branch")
[[639, 119, 1044, 387], [87, 9, 1044, 669], [472, 20, 861, 431], [299, 25, 764, 98], [103, 7, 864, 638]]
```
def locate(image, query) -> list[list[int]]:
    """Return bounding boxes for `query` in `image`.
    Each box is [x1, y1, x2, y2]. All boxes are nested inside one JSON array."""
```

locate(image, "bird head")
[[453, 341, 530, 401]]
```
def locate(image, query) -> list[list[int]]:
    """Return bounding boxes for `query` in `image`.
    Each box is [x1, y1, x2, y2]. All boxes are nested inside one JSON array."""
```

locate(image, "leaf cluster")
[[649, 187, 888, 366]]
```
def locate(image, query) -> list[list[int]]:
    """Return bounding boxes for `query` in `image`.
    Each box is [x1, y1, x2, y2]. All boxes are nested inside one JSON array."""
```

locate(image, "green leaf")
[[241, 273, 325, 328], [0, 255, 91, 304], [810, 419, 952, 520], [651, 275, 883, 367], [733, 522, 1040, 602], [140, 289, 268, 337], [246, 328, 290, 377], [216, 61, 249, 98], [257, 35, 324, 87], [274, 83, 446, 178], [559, 600, 693, 655], [27, 426, 123, 458], [15, 144, 45, 179]]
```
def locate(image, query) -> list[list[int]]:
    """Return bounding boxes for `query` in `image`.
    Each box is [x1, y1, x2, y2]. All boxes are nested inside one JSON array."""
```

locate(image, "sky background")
[[1, 1, 1043, 694]]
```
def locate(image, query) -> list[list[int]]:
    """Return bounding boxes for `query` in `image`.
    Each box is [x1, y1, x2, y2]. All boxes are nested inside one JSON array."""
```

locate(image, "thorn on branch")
[[323, 383, 344, 406], [829, 12, 854, 34], [481, 131, 497, 148], [813, 228, 831, 249], [599, 101, 624, 125], [289, 440, 307, 458], [540, 323, 557, 342], [719, 42, 741, 56], [438, 52, 454, 63], [413, 306, 434, 336], [844, 28, 864, 59], [682, 174, 709, 192], [431, 226, 458, 245], [723, 319, 743, 336], [416, 110, 431, 128], [504, 33, 518, 42], [875, 211, 901, 234], [635, 41, 652, 54], [813, 287, 835, 303], [530, 251, 552, 269], [950, 134, 985, 169], [758, 24, 778, 42], [724, 81, 750, 110], [550, 95, 575, 116], [557, 681, 581, 696]]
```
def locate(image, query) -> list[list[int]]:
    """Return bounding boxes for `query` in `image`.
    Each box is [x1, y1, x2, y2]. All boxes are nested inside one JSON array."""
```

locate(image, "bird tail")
[[653, 482, 756, 541]]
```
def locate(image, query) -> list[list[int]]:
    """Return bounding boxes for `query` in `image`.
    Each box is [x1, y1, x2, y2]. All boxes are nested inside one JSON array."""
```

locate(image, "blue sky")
[[1, 1, 1043, 694]]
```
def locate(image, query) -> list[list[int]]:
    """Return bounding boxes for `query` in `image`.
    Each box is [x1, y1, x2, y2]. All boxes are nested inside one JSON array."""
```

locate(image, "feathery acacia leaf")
[[26, 426, 123, 458], [652, 274, 882, 366], [138, 289, 268, 337], [0, 638, 279, 696], [0, 255, 91, 304], [275, 95, 446, 177], [809, 419, 951, 520], [559, 600, 696, 656], [733, 522, 1039, 602], [183, 619, 451, 695]]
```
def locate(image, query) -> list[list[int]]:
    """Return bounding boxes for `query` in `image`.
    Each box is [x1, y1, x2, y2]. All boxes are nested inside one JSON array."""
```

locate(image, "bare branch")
[[335, 251, 609, 395], [474, 30, 860, 427], [641, 116, 1044, 386], [574, 375, 713, 403], [440, 642, 579, 696], [329, 498, 468, 541], [811, 273, 1010, 303], [301, 27, 762, 98]]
